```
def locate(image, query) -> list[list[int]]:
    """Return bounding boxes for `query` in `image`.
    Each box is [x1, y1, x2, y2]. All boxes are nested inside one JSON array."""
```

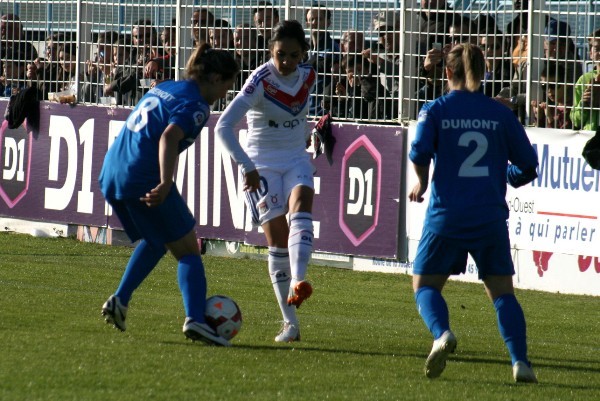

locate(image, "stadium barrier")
[[0, 100, 598, 296]]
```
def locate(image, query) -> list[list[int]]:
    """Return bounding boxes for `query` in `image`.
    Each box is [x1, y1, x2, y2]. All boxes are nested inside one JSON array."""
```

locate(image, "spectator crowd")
[[2, 0, 600, 130]]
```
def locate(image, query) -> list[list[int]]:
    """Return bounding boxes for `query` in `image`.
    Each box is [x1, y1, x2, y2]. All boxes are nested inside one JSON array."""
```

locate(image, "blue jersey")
[[409, 90, 538, 239], [99, 79, 210, 200]]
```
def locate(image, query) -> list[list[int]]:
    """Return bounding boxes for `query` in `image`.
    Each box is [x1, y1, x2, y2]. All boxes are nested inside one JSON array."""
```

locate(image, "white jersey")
[[216, 59, 316, 173]]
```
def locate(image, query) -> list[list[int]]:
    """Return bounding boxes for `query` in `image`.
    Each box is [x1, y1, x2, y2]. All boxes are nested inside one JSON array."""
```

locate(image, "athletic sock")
[[494, 294, 528, 365], [115, 240, 166, 306], [414, 286, 450, 340], [288, 212, 313, 282], [177, 254, 207, 322], [268, 247, 298, 325]]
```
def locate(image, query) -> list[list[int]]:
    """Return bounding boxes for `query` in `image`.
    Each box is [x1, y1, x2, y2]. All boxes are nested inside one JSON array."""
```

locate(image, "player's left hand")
[[140, 182, 171, 207]]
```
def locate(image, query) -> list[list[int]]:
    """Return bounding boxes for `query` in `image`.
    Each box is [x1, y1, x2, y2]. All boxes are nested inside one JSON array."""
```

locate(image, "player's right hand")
[[243, 170, 260, 192], [408, 183, 426, 203]]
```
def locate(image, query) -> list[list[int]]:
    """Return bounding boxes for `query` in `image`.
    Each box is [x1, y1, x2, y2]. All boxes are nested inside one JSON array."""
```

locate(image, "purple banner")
[[0, 100, 406, 258]]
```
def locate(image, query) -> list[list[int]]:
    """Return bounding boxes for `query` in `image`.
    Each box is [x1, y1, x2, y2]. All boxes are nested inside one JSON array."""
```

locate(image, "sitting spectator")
[[191, 8, 215, 48], [505, 0, 528, 54], [481, 33, 512, 97], [253, 1, 279, 48], [475, 14, 498, 35], [416, 14, 477, 113], [362, 10, 402, 120], [57, 42, 86, 100], [126, 20, 160, 102], [571, 28, 600, 131], [158, 23, 176, 80], [497, 17, 580, 124], [83, 30, 119, 103], [210, 19, 234, 52], [1, 47, 28, 97], [417, 0, 453, 58], [144, 22, 176, 82], [0, 13, 38, 67], [331, 30, 366, 76], [325, 54, 386, 121], [217, 23, 264, 111], [232, 23, 264, 91], [27, 32, 68, 99], [543, 19, 582, 89], [531, 62, 573, 129], [305, 5, 340, 115], [103, 36, 136, 106]]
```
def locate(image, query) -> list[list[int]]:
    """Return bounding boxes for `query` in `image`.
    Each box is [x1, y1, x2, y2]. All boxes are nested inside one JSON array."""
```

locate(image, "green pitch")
[[0, 232, 598, 400]]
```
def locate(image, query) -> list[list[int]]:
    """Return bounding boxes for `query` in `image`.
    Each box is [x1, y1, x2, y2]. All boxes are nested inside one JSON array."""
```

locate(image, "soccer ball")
[[205, 295, 242, 340]]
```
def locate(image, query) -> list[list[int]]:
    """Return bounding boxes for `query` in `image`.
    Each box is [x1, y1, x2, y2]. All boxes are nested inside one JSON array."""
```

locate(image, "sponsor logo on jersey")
[[417, 110, 427, 123], [193, 110, 207, 126], [244, 82, 256, 95]]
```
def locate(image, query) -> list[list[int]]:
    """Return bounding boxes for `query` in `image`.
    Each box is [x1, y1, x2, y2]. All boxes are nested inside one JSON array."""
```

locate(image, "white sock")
[[268, 247, 298, 325], [288, 212, 313, 283]]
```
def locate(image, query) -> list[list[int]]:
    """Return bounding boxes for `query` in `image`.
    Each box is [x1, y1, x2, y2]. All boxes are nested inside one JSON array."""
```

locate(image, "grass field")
[[1, 232, 599, 401]]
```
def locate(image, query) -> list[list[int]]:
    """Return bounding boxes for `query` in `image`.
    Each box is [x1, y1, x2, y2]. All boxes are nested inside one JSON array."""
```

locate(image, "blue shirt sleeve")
[[409, 104, 436, 166]]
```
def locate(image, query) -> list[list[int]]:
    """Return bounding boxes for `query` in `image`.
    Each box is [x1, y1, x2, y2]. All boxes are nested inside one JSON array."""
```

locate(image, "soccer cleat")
[[424, 330, 457, 379], [513, 361, 538, 383], [183, 318, 231, 347], [101, 295, 128, 332], [287, 280, 313, 308], [274, 321, 301, 343]]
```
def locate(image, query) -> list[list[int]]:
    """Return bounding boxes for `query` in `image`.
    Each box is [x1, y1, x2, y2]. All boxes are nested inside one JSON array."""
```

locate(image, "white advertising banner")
[[506, 128, 599, 257], [404, 124, 600, 296]]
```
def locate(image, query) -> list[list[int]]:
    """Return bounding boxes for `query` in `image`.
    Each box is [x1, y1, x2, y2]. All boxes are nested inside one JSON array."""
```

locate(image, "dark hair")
[[97, 30, 120, 44], [59, 42, 77, 56], [252, 1, 280, 19], [589, 28, 600, 42], [445, 43, 485, 92], [185, 43, 240, 82], [214, 18, 230, 28], [269, 20, 309, 52]]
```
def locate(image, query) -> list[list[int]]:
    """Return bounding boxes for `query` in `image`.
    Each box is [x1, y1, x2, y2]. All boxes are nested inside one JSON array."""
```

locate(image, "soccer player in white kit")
[[216, 20, 315, 342]]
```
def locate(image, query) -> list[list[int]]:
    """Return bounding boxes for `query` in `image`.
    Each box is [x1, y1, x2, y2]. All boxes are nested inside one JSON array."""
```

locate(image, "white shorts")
[[245, 158, 314, 226]]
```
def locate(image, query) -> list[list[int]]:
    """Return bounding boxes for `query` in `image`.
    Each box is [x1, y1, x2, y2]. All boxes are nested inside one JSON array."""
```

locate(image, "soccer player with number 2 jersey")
[[409, 43, 539, 383]]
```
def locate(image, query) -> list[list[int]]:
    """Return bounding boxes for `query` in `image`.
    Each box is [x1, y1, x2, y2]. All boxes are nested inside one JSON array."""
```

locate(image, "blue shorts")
[[413, 224, 514, 280], [108, 186, 196, 250]]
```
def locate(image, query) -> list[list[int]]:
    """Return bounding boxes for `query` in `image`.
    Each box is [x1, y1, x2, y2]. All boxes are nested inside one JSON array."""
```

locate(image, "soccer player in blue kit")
[[408, 43, 539, 382], [99, 44, 239, 346], [216, 20, 315, 343]]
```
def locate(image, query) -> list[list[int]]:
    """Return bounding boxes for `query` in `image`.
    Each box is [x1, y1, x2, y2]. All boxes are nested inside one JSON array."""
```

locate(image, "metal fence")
[[1, 0, 600, 129]]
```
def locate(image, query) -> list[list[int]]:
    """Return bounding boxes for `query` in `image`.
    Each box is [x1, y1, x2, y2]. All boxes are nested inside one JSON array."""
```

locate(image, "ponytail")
[[445, 43, 485, 92]]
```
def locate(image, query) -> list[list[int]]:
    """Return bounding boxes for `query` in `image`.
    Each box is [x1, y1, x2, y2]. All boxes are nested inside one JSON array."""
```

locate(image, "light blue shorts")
[[108, 186, 196, 250], [244, 158, 314, 226], [412, 224, 514, 280]]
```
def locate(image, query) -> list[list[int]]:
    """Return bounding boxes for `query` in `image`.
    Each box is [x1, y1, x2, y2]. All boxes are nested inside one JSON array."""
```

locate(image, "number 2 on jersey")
[[457, 131, 489, 177]]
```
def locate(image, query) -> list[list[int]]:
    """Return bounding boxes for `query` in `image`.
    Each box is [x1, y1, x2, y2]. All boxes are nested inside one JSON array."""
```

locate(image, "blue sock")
[[494, 294, 528, 365], [115, 240, 166, 306], [177, 254, 207, 322], [414, 286, 450, 340]]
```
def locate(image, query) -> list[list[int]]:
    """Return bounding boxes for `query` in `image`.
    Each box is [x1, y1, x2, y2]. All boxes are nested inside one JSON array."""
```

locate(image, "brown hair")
[[445, 43, 485, 92], [185, 43, 240, 82]]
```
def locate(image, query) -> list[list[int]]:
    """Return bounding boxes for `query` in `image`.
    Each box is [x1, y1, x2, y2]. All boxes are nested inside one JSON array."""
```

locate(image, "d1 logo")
[[339, 135, 381, 246], [0, 120, 32, 208]]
